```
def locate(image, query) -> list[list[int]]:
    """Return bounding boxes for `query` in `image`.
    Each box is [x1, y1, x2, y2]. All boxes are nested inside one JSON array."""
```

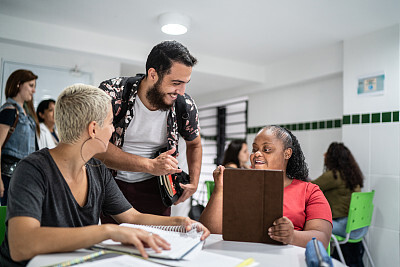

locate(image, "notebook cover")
[[222, 169, 284, 245]]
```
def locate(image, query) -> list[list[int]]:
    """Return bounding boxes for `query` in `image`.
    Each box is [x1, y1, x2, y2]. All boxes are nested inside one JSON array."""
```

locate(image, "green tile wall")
[[352, 114, 360, 124], [244, 110, 399, 134], [362, 114, 370, 124], [382, 112, 391, 123]]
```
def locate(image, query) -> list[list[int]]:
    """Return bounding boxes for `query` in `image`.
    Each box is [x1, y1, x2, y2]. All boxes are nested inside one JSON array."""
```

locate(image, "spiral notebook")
[[93, 223, 203, 260]]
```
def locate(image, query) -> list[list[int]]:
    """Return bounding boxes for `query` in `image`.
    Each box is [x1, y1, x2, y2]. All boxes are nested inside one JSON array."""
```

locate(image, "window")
[[192, 97, 248, 206]]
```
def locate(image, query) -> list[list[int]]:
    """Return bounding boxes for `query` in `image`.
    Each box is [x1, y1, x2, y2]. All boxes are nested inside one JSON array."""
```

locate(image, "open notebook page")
[[93, 223, 203, 260]]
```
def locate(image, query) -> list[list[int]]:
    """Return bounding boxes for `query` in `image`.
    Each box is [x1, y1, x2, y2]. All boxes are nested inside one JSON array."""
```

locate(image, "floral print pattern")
[[99, 76, 200, 157]]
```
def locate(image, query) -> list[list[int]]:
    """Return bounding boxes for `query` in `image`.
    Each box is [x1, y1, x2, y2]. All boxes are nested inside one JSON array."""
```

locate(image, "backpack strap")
[[175, 94, 189, 134], [2, 104, 19, 149], [113, 74, 145, 125]]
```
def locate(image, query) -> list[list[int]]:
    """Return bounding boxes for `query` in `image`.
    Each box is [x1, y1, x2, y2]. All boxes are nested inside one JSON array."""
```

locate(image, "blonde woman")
[[0, 84, 209, 266]]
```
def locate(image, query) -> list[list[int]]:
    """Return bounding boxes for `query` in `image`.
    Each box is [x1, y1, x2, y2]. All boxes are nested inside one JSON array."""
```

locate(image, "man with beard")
[[97, 41, 202, 219]]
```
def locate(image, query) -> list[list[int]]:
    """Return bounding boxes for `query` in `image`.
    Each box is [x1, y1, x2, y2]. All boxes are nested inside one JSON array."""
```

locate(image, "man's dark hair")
[[145, 40, 197, 79]]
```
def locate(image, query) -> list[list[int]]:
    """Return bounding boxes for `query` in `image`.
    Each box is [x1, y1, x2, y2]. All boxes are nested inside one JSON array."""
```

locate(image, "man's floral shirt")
[[99, 76, 200, 157]]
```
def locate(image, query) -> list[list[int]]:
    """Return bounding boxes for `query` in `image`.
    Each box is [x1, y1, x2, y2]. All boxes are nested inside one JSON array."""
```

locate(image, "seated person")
[[222, 139, 250, 169], [0, 84, 209, 266], [311, 142, 367, 239], [200, 125, 332, 248]]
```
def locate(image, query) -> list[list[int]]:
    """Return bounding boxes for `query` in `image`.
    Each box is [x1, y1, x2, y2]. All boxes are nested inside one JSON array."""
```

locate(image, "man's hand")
[[149, 147, 182, 176], [174, 182, 197, 205]]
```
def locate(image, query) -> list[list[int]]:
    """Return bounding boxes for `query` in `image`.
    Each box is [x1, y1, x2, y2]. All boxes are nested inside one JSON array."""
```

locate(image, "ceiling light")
[[158, 12, 190, 35]]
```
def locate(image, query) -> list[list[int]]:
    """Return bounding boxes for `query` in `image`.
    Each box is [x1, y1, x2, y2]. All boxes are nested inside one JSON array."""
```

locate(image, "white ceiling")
[[1, 0, 400, 99]]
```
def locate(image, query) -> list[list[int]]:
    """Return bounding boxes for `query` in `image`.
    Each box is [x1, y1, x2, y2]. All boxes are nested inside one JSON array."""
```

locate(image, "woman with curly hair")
[[312, 142, 367, 239], [200, 125, 332, 248]]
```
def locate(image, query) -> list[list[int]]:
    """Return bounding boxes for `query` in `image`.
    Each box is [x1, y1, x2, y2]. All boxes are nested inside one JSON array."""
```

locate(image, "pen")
[[52, 250, 106, 267], [235, 257, 255, 267]]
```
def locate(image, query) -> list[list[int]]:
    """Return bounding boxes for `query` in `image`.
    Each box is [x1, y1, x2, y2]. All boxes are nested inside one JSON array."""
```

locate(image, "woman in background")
[[312, 142, 367, 239], [0, 69, 40, 205], [36, 99, 59, 149], [200, 125, 332, 248], [222, 139, 250, 169]]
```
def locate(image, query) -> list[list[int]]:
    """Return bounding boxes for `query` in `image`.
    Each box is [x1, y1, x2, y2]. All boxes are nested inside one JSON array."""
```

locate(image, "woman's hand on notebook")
[[108, 225, 171, 258], [180, 217, 210, 240], [213, 165, 225, 192], [267, 216, 294, 245]]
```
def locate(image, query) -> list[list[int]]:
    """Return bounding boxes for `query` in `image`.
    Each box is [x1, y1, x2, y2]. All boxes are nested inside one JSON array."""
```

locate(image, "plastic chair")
[[0, 206, 7, 244], [330, 190, 375, 267], [205, 181, 215, 201]]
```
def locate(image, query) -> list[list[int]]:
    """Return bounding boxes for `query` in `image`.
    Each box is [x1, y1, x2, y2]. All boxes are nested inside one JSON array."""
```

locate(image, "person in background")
[[0, 69, 40, 206], [0, 84, 209, 266], [200, 125, 332, 248], [36, 99, 59, 149], [222, 139, 250, 169], [311, 142, 367, 239], [97, 40, 202, 218]]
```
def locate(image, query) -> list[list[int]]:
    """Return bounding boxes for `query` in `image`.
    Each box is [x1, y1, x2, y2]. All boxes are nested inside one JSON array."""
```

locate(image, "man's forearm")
[[186, 138, 202, 186], [95, 143, 151, 173]]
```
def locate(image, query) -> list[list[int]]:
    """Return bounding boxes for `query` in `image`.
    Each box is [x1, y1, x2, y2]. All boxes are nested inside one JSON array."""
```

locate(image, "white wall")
[[198, 43, 344, 180], [342, 24, 400, 267], [246, 74, 343, 179], [195, 42, 343, 106], [0, 41, 121, 90]]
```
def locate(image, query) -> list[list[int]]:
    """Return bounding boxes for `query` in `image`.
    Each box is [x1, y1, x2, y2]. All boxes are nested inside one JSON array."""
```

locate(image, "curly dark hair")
[[145, 40, 197, 80], [264, 125, 309, 181], [222, 139, 247, 167], [324, 142, 364, 190]]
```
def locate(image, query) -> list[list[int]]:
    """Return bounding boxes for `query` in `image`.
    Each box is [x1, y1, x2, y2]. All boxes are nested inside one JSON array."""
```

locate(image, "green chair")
[[205, 181, 215, 201], [0, 206, 7, 244], [330, 190, 375, 267]]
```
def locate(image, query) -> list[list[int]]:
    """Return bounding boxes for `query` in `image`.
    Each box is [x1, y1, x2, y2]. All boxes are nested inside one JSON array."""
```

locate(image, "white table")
[[27, 234, 346, 267], [203, 235, 345, 267]]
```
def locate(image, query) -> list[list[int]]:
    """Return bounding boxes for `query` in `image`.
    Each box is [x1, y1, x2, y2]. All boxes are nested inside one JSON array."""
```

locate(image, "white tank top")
[[116, 95, 168, 183]]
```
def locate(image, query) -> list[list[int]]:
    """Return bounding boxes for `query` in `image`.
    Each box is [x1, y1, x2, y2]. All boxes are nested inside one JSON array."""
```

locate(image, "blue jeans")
[[332, 217, 369, 239]]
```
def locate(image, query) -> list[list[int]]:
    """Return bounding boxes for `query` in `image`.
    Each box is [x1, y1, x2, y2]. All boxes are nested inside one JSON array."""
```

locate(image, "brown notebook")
[[222, 168, 284, 244]]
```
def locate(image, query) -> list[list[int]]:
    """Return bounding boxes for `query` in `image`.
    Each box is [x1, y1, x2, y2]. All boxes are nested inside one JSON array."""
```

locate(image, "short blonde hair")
[[55, 84, 111, 144]]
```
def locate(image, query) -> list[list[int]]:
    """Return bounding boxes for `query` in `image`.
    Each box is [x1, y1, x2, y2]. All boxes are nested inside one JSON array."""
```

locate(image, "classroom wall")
[[0, 41, 121, 89], [196, 42, 344, 181], [342, 24, 400, 267], [246, 74, 343, 180]]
